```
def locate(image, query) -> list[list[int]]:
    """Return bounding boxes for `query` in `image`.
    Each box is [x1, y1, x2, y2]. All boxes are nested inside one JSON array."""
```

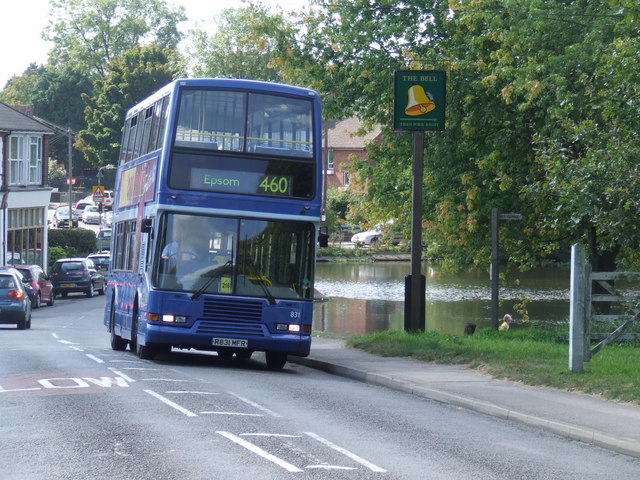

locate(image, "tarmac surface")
[[289, 337, 640, 458]]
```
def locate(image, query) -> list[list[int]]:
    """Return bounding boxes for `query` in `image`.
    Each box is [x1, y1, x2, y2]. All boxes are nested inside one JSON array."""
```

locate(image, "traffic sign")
[[92, 185, 105, 203]]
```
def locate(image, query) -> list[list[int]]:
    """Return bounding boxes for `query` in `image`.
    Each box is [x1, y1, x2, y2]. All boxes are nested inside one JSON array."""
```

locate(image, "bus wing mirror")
[[141, 218, 153, 234]]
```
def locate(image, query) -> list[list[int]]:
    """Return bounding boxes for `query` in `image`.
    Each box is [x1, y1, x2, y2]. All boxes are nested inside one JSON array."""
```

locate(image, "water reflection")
[[314, 262, 570, 335]]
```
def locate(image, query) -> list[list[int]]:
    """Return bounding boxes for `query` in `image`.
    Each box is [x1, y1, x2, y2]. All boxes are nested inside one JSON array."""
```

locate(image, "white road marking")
[[86, 354, 104, 364], [216, 431, 303, 473], [228, 391, 281, 418], [144, 389, 198, 417], [166, 391, 220, 395], [69, 346, 84, 352], [306, 465, 357, 470], [305, 432, 387, 472], [200, 412, 263, 416], [108, 368, 136, 383], [241, 433, 301, 438]]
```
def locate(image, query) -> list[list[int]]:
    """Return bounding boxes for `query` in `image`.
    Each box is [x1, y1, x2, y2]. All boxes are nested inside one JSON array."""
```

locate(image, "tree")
[[188, 5, 293, 82], [289, 0, 639, 272], [0, 64, 45, 104], [44, 0, 186, 78], [76, 44, 180, 167]]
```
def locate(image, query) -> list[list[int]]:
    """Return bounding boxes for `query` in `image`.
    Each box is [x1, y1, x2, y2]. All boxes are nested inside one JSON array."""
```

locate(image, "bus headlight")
[[276, 323, 301, 332], [162, 314, 187, 323]]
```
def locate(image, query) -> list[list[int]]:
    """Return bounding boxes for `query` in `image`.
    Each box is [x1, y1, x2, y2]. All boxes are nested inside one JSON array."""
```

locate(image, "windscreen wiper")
[[190, 261, 233, 300], [244, 263, 277, 306]]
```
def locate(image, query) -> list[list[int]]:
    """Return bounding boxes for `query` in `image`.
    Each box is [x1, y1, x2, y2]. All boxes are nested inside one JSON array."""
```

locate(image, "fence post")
[[569, 244, 588, 372]]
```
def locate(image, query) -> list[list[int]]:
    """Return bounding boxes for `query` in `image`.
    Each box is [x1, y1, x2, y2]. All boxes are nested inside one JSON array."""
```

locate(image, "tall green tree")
[[44, 0, 186, 78], [76, 44, 180, 167], [289, 0, 638, 271], [188, 5, 293, 81]]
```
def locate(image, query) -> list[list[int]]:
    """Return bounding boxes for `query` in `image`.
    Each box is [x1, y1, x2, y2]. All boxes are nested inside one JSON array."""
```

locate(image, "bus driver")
[[160, 215, 231, 291]]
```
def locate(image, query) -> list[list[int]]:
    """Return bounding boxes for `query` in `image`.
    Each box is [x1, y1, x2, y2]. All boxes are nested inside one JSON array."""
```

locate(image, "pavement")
[[289, 337, 640, 458]]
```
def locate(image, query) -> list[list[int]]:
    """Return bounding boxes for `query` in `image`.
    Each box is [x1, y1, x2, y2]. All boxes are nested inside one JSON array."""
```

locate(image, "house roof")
[[0, 102, 54, 134], [325, 117, 381, 149]]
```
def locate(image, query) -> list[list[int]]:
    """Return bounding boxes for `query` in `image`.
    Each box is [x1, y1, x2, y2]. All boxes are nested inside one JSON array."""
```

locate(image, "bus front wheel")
[[265, 352, 287, 370]]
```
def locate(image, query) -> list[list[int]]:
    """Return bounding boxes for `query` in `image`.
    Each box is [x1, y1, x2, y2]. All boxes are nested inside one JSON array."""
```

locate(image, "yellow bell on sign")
[[405, 85, 436, 116]]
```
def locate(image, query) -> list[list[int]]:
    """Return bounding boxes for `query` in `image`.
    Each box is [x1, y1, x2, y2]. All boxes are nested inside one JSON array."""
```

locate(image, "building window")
[[9, 135, 42, 186], [343, 171, 350, 187], [327, 149, 334, 173], [7, 207, 45, 266]]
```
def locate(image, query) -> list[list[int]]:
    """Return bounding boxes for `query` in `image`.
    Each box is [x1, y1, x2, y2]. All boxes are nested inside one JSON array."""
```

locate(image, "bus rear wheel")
[[265, 352, 287, 370]]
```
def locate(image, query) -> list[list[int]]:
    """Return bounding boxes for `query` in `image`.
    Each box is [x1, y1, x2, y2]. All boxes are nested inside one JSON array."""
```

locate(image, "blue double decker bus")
[[104, 78, 322, 369]]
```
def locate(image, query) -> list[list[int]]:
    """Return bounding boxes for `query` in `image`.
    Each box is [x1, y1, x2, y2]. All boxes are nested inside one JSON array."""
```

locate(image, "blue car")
[[0, 269, 32, 329]]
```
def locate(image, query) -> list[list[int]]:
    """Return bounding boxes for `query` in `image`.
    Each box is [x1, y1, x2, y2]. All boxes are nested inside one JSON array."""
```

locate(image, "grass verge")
[[345, 328, 640, 406]]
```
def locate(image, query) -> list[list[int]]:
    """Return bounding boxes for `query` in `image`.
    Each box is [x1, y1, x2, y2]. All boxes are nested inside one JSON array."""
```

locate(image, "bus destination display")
[[191, 168, 293, 197]]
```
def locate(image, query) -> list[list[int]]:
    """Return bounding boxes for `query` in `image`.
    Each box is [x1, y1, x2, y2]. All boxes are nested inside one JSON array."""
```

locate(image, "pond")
[[313, 262, 570, 335]]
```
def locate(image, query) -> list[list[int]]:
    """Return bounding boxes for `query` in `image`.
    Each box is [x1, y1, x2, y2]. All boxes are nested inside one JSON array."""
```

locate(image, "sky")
[[0, 0, 307, 88]]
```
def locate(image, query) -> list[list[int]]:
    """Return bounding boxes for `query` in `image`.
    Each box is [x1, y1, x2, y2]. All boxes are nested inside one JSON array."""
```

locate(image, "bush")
[[48, 228, 97, 258]]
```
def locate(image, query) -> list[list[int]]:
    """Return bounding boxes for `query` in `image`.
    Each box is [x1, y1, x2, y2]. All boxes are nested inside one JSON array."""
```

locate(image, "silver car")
[[0, 269, 32, 329]]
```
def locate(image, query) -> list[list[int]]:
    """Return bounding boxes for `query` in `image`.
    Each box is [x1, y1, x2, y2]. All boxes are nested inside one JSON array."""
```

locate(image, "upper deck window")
[[175, 89, 313, 159]]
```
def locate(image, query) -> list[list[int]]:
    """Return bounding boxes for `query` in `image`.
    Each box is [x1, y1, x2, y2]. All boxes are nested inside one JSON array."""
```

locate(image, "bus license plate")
[[212, 337, 248, 348]]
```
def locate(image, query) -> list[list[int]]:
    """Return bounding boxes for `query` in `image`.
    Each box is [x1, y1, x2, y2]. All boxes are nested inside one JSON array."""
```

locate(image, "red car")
[[11, 265, 55, 308]]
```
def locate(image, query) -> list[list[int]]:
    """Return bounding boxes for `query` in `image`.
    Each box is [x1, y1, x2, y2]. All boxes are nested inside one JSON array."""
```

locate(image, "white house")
[[0, 102, 54, 269]]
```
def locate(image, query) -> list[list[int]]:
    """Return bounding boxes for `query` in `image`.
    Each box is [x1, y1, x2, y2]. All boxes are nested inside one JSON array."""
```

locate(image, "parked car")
[[351, 221, 402, 246], [50, 258, 106, 298], [96, 228, 112, 251], [11, 265, 54, 308], [87, 252, 110, 276], [52, 206, 79, 228], [0, 269, 32, 329], [82, 205, 101, 224], [0, 266, 36, 304], [73, 198, 93, 218]]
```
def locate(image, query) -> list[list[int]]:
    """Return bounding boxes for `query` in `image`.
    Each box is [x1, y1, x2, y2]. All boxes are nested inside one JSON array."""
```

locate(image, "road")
[[2, 295, 640, 479]]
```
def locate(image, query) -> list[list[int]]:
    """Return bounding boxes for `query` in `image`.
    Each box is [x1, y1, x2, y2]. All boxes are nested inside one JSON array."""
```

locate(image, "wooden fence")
[[569, 244, 640, 372]]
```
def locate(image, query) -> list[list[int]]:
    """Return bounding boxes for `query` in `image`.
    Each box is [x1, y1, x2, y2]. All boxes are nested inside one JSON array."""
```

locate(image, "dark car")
[[12, 265, 55, 308], [52, 206, 78, 228], [50, 258, 106, 298], [0, 269, 32, 329], [87, 252, 110, 277]]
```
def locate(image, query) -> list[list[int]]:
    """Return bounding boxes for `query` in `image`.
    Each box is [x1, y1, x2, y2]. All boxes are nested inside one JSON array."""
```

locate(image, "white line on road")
[[216, 431, 303, 473], [304, 432, 387, 472], [228, 391, 281, 418], [108, 368, 136, 383], [200, 412, 263, 416], [86, 354, 104, 364], [144, 389, 198, 417], [166, 391, 220, 395]]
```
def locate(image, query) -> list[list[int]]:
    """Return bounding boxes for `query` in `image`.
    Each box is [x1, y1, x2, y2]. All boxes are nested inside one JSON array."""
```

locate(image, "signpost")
[[394, 70, 446, 331], [491, 208, 523, 329]]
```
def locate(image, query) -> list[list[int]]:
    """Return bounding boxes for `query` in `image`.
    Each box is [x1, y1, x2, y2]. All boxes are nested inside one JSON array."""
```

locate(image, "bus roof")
[[125, 77, 319, 119]]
